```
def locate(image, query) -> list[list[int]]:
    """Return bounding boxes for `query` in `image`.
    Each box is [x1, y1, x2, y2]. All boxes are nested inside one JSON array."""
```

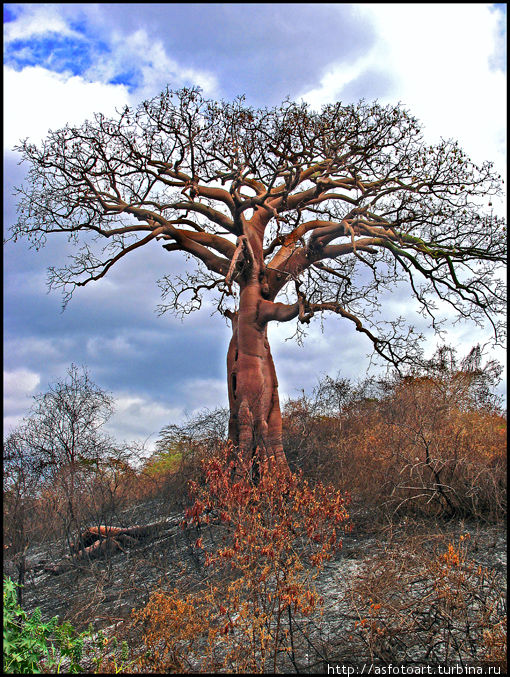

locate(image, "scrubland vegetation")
[[3, 346, 507, 672], [7, 83, 506, 673]]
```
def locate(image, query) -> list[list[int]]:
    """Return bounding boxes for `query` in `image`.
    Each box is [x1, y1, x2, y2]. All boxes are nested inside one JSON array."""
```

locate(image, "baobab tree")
[[10, 87, 506, 475]]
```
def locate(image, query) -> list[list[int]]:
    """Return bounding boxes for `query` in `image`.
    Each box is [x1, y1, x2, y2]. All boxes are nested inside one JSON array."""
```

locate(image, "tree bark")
[[226, 265, 290, 478]]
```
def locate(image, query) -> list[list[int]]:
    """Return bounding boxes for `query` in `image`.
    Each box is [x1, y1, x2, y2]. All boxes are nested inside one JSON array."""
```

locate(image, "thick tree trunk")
[[226, 278, 289, 477]]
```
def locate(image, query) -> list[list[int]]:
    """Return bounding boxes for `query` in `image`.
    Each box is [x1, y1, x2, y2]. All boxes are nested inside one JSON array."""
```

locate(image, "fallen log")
[[70, 526, 124, 552], [48, 520, 167, 575], [70, 522, 165, 552]]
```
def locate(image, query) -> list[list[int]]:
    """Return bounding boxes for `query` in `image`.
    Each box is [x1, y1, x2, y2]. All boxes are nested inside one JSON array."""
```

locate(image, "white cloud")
[[3, 4, 81, 43], [84, 27, 219, 101], [269, 318, 367, 401], [298, 53, 374, 111], [105, 393, 184, 451], [3, 368, 41, 432], [4, 4, 219, 130], [179, 377, 228, 413], [368, 4, 505, 167], [4, 336, 75, 361], [299, 4, 506, 175], [4, 368, 40, 395], [86, 335, 134, 360], [3, 65, 130, 150]]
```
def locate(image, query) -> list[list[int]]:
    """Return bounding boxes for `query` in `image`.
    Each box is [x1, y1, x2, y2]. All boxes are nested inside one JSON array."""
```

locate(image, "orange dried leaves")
[[135, 445, 350, 672]]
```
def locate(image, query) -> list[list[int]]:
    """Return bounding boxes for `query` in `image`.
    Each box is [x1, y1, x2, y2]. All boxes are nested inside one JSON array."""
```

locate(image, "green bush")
[[3, 577, 132, 674], [143, 448, 182, 477]]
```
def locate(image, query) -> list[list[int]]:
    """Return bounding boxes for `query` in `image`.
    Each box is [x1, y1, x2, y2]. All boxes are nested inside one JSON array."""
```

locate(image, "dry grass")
[[322, 531, 507, 670], [283, 374, 506, 523]]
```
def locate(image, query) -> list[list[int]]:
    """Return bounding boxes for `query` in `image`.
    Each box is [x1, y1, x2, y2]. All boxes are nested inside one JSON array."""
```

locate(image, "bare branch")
[[8, 87, 505, 359]]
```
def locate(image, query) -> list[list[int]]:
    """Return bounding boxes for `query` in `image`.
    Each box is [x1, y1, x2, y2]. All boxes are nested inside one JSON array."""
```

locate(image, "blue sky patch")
[[67, 17, 91, 36], [108, 70, 140, 89], [3, 4, 19, 23], [5, 34, 110, 77]]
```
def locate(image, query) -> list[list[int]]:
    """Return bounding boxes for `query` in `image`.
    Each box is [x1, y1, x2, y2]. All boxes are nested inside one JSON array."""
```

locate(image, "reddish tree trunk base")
[[227, 280, 290, 478]]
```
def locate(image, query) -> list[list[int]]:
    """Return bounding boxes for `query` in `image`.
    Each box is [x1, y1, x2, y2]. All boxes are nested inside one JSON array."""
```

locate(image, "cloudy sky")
[[4, 3, 507, 450]]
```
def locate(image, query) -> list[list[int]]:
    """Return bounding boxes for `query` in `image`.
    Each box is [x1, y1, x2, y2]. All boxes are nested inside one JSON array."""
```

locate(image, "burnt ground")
[[5, 498, 507, 673]]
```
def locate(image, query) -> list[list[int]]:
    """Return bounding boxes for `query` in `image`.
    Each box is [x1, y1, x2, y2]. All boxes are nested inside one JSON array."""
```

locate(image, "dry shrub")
[[335, 383, 506, 520], [283, 347, 506, 521], [3, 365, 157, 565], [331, 534, 507, 669], [132, 445, 350, 673], [137, 408, 230, 510], [4, 444, 152, 579]]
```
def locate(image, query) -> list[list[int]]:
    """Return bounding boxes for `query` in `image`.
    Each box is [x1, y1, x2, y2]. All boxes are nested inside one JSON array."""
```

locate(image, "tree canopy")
[[10, 86, 506, 369]]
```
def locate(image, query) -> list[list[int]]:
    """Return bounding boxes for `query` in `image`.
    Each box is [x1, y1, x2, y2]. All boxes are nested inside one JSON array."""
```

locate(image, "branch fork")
[[224, 235, 254, 294], [294, 280, 313, 324]]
